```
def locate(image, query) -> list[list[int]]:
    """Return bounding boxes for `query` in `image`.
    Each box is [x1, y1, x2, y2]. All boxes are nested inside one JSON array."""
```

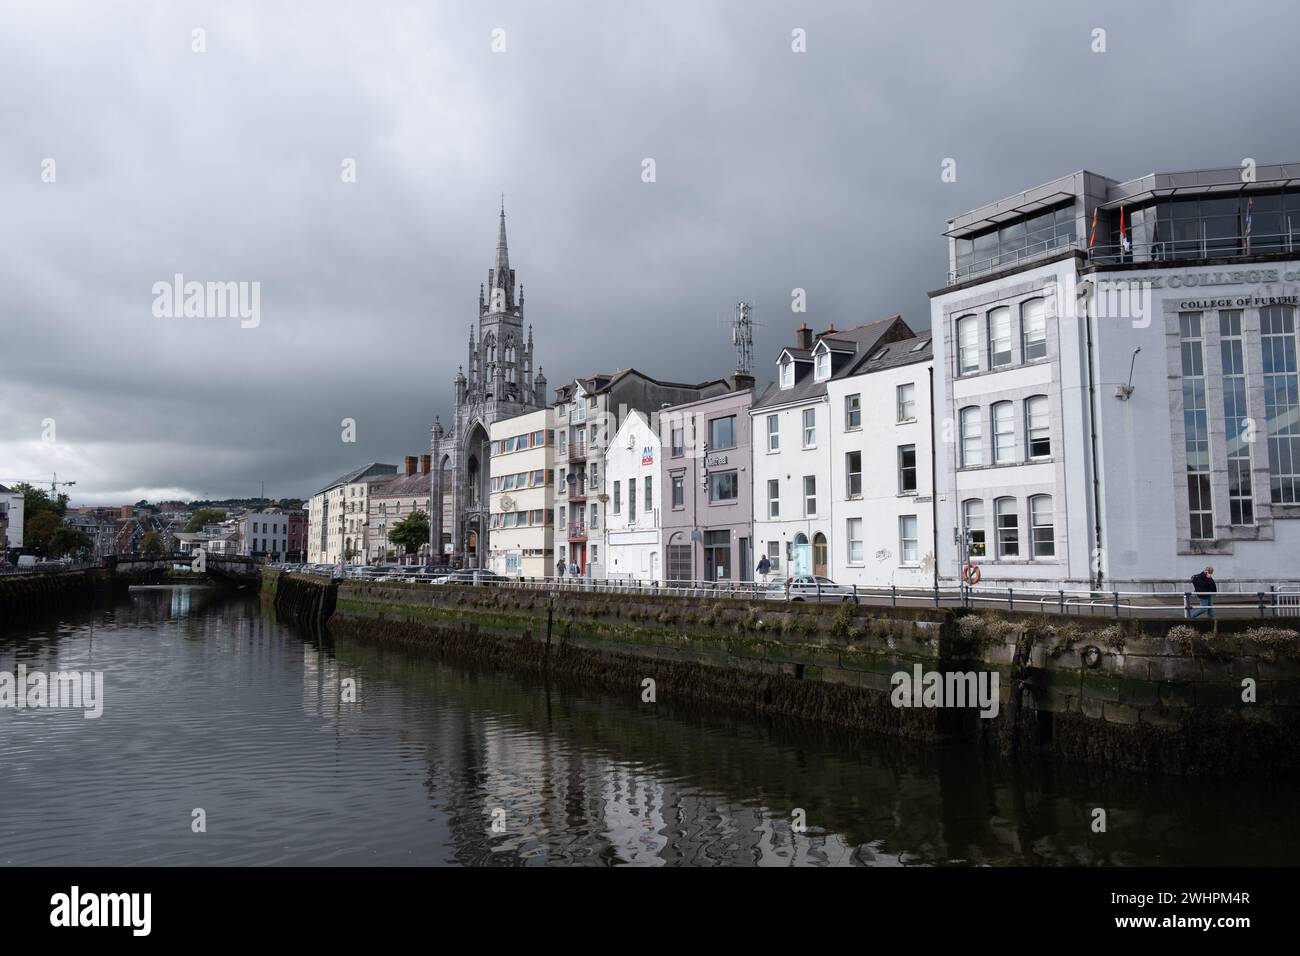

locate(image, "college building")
[[931, 162, 1300, 590]]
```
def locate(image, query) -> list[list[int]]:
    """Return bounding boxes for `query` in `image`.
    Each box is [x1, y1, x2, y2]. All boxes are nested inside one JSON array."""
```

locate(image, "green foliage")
[[141, 532, 164, 555], [183, 508, 226, 533], [388, 511, 430, 554], [13, 482, 66, 519]]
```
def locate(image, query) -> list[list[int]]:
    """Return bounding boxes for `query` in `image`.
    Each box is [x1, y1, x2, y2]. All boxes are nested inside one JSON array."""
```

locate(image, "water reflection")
[[0, 587, 1296, 866]]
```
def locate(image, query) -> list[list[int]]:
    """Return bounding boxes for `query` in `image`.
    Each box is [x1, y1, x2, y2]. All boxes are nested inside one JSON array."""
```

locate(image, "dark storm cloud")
[[3, 0, 1299, 503]]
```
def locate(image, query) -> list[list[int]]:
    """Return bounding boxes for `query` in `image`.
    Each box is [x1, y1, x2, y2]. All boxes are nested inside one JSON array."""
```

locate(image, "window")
[[766, 414, 779, 452], [845, 393, 861, 429], [896, 383, 916, 422], [559, 509, 566, 529], [962, 499, 985, 557], [846, 451, 862, 497], [768, 479, 780, 518], [644, 475, 653, 514], [815, 350, 830, 380], [992, 401, 1014, 464], [1220, 310, 1254, 524], [767, 541, 781, 571], [802, 407, 816, 447], [628, 477, 636, 521], [957, 315, 979, 373], [1030, 495, 1055, 558], [1021, 298, 1047, 361], [1026, 396, 1050, 458], [846, 518, 863, 563], [708, 471, 738, 502], [780, 358, 794, 388], [995, 497, 1019, 558], [898, 444, 917, 492], [960, 406, 982, 467], [988, 307, 1012, 367], [590, 503, 598, 529], [803, 476, 817, 516], [1262, 304, 1300, 503], [709, 415, 737, 450], [671, 475, 685, 508], [671, 427, 685, 458], [899, 515, 918, 564], [1181, 312, 1214, 538]]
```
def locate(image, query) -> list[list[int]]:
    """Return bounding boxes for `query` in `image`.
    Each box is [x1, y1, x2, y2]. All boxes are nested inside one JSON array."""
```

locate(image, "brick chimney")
[[420, 454, 431, 474], [795, 323, 812, 350], [731, 372, 755, 393], [819, 323, 837, 338], [404, 455, 417, 476]]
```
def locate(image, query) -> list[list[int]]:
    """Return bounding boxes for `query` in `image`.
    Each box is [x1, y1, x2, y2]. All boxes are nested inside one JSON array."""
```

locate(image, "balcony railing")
[[567, 522, 588, 541], [948, 229, 1300, 284], [568, 443, 587, 462]]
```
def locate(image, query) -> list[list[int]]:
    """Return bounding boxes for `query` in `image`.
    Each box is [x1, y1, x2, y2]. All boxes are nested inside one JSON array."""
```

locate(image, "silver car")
[[764, 575, 858, 603]]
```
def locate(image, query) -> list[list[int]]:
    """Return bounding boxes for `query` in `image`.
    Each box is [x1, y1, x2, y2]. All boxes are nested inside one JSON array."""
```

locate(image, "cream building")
[[306, 461, 396, 564], [487, 409, 555, 578]]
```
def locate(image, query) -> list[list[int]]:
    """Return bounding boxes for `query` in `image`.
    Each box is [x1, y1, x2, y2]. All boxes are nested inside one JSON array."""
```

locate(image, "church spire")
[[494, 198, 509, 285]]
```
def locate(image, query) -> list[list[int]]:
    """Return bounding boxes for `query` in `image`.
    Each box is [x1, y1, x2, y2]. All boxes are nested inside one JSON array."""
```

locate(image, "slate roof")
[[370, 472, 433, 498], [314, 462, 397, 496], [751, 316, 916, 411], [845, 334, 933, 376]]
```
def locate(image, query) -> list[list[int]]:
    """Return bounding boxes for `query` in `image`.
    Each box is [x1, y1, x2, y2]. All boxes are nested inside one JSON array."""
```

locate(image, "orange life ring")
[[962, 564, 981, 585]]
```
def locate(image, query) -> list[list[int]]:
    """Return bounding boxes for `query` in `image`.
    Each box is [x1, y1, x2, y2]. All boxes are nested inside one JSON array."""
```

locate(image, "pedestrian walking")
[[1189, 565, 1217, 619], [556, 558, 565, 578], [756, 554, 771, 584]]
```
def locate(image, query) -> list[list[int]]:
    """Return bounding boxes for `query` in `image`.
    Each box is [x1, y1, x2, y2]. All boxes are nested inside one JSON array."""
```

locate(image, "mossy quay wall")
[[0, 570, 104, 621], [264, 571, 1300, 777]]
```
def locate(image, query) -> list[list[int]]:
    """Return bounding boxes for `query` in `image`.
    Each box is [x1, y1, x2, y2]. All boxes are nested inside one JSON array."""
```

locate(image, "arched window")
[[1026, 396, 1051, 458], [994, 497, 1019, 558], [960, 406, 982, 467], [956, 315, 979, 374], [1021, 298, 1047, 361], [1030, 495, 1055, 558], [992, 401, 1014, 464]]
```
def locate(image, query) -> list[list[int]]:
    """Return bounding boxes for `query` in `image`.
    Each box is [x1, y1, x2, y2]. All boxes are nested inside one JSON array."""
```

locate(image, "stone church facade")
[[430, 207, 547, 566]]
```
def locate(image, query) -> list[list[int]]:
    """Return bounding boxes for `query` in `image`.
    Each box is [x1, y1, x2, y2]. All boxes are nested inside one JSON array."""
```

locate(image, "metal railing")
[[286, 567, 1300, 621]]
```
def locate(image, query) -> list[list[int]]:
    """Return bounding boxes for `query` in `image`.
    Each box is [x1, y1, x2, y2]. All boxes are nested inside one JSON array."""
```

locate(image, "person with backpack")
[[1189, 566, 1216, 619]]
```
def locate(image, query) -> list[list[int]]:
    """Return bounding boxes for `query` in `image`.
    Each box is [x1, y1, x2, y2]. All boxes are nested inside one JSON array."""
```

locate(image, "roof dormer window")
[[814, 349, 830, 381], [779, 358, 794, 389]]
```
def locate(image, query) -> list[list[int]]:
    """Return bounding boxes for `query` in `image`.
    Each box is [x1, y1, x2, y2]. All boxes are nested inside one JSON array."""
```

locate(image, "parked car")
[[764, 575, 858, 603], [437, 569, 509, 586]]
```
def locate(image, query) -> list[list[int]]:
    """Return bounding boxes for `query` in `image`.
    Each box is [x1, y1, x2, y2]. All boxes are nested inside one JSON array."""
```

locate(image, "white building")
[[306, 462, 397, 565], [826, 334, 935, 587], [488, 409, 555, 578], [0, 484, 23, 550], [751, 317, 914, 579], [604, 410, 661, 581], [239, 510, 288, 560], [368, 456, 433, 565], [932, 163, 1300, 590]]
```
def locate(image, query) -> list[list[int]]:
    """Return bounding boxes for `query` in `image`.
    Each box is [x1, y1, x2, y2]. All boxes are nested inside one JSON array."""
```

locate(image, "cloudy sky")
[[4, 0, 1300, 505]]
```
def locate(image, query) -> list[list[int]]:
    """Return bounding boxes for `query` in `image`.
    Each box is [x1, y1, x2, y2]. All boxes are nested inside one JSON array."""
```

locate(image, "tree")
[[14, 482, 66, 519], [48, 524, 90, 558], [388, 511, 430, 555], [183, 508, 226, 533], [141, 532, 163, 555], [24, 511, 62, 555]]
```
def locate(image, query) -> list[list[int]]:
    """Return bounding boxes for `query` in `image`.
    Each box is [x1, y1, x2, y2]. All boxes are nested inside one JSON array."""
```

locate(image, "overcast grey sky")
[[4, 0, 1300, 505]]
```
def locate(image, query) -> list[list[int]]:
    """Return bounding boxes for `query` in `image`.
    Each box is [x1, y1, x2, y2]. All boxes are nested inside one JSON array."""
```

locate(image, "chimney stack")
[[731, 372, 755, 393], [420, 454, 431, 474], [405, 455, 417, 476], [795, 323, 812, 350]]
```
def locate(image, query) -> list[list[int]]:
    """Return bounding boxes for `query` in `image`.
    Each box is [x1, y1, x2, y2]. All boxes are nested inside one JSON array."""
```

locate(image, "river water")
[[0, 585, 1295, 867]]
